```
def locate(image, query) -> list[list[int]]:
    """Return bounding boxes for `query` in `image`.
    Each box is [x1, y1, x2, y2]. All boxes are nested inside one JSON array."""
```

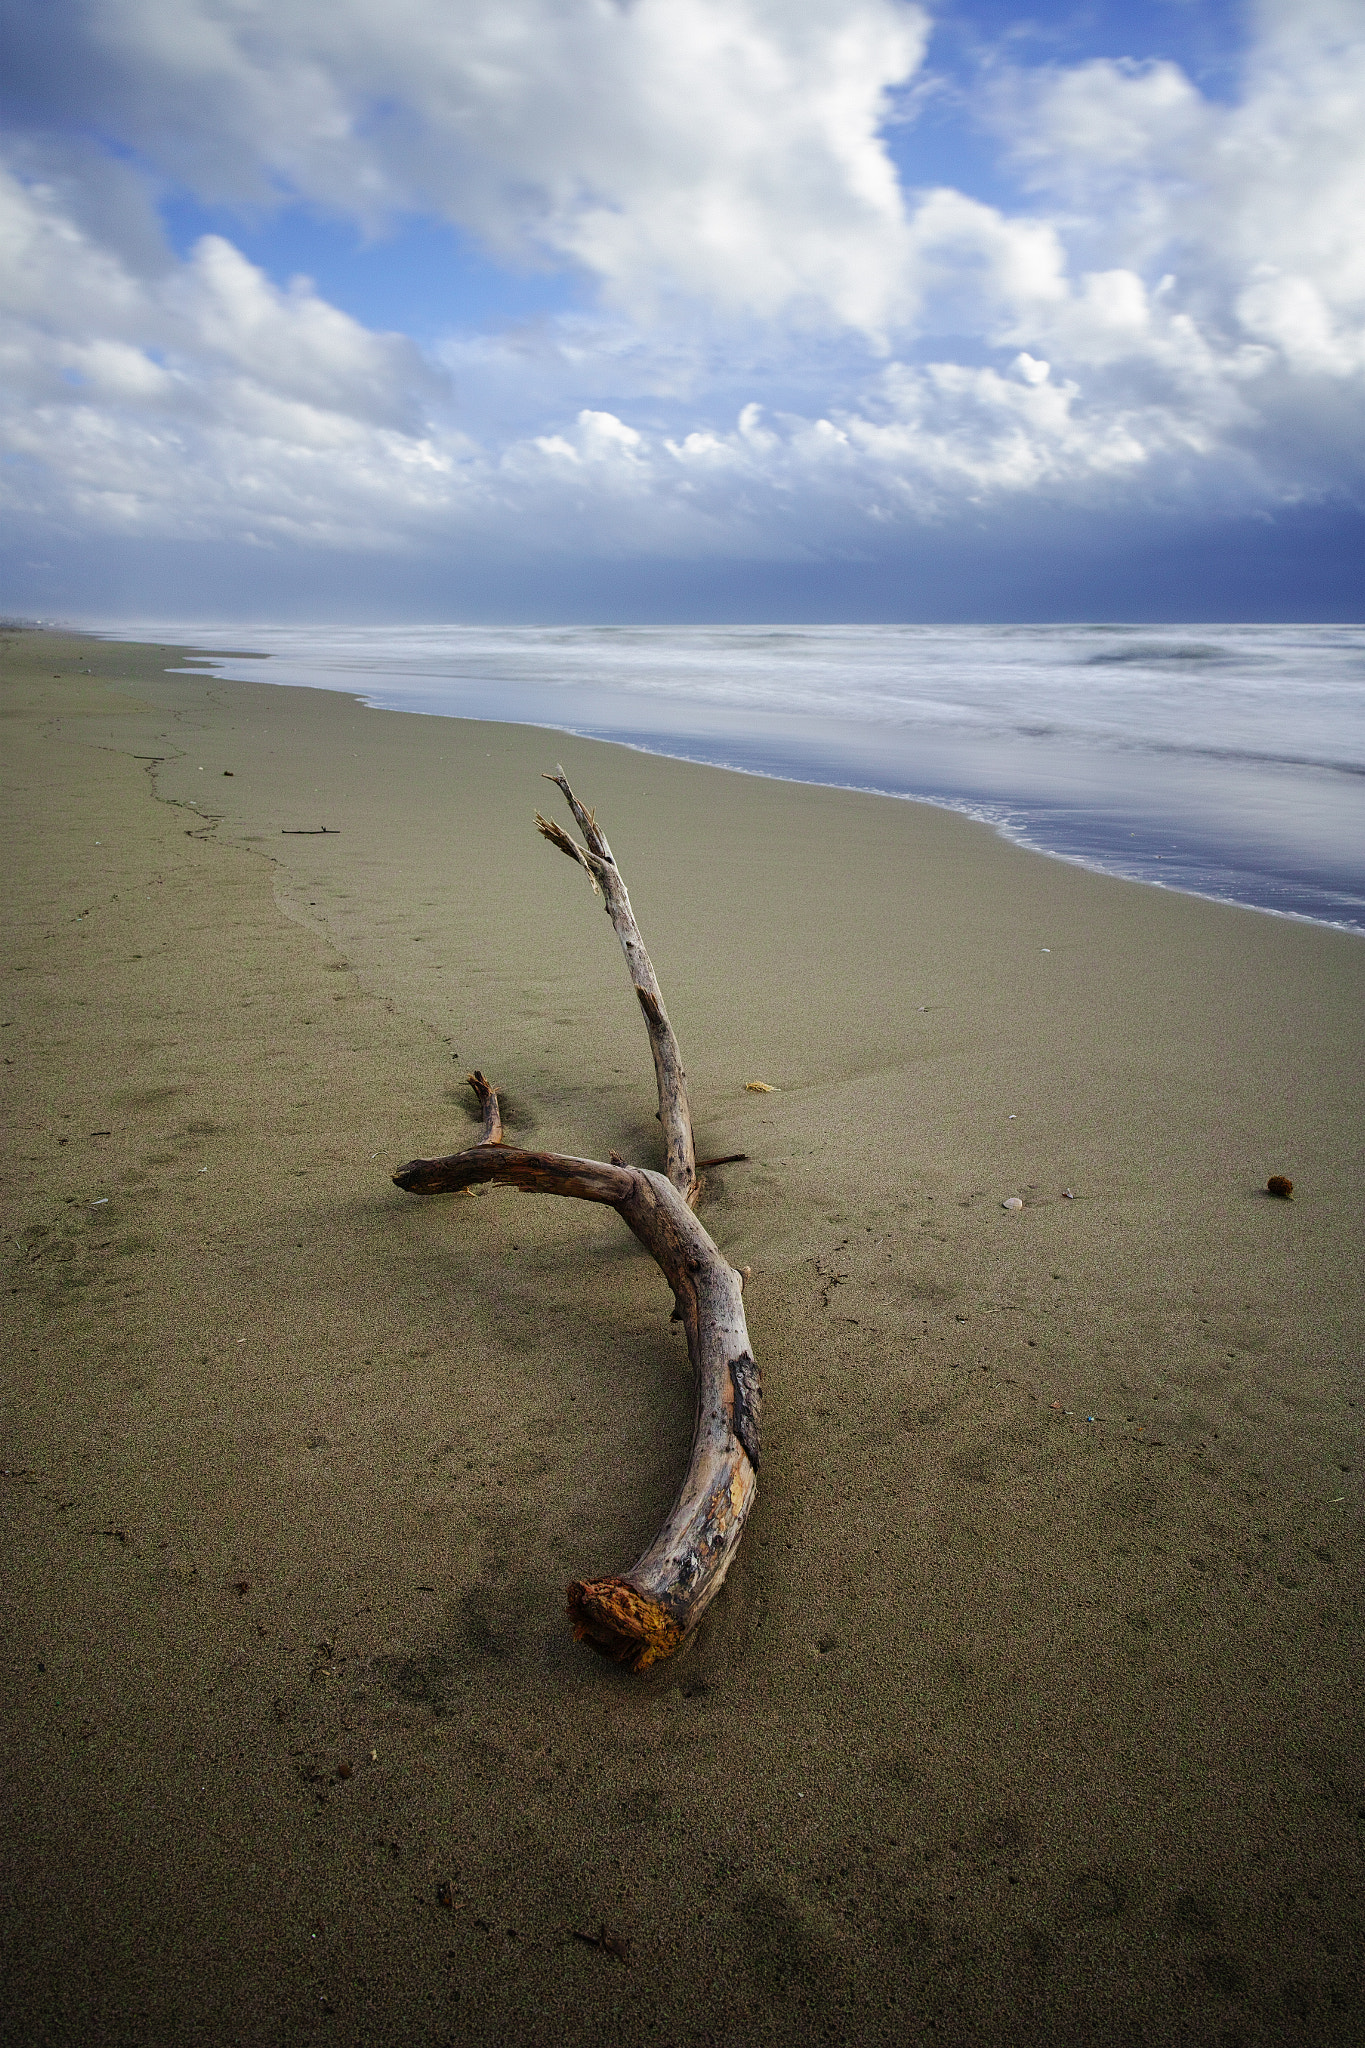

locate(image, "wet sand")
[[2, 626, 1361, 2045]]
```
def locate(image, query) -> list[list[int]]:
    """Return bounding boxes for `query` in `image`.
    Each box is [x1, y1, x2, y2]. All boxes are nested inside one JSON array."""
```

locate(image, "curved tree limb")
[[393, 1129, 759, 1669], [393, 774, 760, 1673]]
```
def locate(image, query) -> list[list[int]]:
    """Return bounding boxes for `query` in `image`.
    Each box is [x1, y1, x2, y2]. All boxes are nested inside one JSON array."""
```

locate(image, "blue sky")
[[1, 1, 1362, 622]]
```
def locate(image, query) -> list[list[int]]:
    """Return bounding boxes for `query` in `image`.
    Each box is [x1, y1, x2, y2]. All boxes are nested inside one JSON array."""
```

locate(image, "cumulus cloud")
[[2, 0, 1364, 590], [994, 0, 1365, 382], [6, 0, 930, 336], [0, 166, 458, 546]]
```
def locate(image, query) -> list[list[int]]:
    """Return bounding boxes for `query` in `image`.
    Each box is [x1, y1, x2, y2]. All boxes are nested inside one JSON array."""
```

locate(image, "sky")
[[1, 0, 1363, 624]]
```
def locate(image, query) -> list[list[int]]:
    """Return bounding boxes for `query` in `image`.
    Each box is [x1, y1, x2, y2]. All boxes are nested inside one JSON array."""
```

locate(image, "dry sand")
[[2, 626, 1361, 2046]]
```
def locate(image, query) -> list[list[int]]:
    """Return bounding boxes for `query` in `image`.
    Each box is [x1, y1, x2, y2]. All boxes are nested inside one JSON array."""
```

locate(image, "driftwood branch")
[[536, 767, 697, 1204], [394, 773, 759, 1673]]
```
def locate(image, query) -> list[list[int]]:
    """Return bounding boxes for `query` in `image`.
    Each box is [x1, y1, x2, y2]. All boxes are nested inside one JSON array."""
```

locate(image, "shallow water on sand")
[[102, 620, 1365, 931]]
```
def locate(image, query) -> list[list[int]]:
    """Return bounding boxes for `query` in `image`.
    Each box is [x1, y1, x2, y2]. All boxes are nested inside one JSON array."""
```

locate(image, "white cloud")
[[66, 0, 930, 337], [0, 166, 461, 547], [995, 0, 1365, 379], [168, 236, 439, 428], [3, 0, 1365, 580]]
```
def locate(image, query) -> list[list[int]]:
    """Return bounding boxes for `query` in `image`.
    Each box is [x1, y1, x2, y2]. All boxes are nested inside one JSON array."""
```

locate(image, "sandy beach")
[[2, 625, 1361, 2045]]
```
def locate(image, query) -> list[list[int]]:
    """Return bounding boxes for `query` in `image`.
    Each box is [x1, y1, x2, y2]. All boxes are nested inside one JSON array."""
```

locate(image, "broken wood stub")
[[394, 772, 759, 1673], [466, 1069, 502, 1145]]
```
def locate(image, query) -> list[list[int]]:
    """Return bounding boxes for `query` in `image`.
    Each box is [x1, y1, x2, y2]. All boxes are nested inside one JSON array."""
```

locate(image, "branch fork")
[[394, 771, 759, 1672]]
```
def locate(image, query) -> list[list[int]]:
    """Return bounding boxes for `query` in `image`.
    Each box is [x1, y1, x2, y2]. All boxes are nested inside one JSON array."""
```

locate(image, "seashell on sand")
[[1266, 1175, 1294, 1198], [1002, 1196, 1024, 1211]]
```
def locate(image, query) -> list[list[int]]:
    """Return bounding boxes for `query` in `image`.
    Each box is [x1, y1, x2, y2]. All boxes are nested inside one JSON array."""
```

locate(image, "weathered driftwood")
[[534, 769, 697, 1204], [394, 772, 759, 1673]]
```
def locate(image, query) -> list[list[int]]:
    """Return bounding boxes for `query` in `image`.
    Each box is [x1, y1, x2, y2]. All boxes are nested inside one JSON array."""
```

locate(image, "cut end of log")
[[566, 1576, 684, 1673]]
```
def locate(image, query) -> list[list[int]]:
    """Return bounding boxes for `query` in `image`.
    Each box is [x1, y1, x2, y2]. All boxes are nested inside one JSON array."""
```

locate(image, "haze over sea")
[[102, 621, 1365, 935]]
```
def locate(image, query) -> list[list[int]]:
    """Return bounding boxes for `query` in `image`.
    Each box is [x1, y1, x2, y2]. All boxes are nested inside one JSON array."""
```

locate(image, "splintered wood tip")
[[566, 1577, 684, 1673]]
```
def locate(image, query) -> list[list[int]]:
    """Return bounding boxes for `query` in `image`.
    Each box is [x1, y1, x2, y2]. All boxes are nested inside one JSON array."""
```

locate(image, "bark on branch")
[[393, 773, 759, 1673]]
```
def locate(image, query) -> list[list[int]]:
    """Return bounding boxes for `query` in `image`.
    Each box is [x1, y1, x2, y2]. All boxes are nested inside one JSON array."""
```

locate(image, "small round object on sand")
[[1002, 1196, 1024, 1211], [1266, 1175, 1294, 1199]]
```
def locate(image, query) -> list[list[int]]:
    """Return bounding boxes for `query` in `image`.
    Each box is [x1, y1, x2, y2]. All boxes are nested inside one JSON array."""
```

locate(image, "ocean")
[[100, 621, 1365, 933]]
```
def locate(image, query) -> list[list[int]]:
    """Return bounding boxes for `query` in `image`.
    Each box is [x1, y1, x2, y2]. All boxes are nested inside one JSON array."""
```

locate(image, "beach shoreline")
[[91, 616, 1365, 936], [3, 626, 1362, 2045]]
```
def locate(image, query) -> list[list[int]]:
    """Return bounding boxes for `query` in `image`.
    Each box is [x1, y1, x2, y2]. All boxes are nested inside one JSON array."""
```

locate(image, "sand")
[[2, 625, 1361, 2046]]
